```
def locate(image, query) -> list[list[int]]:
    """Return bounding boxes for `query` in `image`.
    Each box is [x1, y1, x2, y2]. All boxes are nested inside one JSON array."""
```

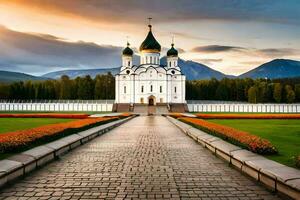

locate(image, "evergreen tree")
[[273, 83, 282, 103], [59, 75, 72, 99], [295, 84, 300, 102], [248, 86, 258, 103], [285, 85, 295, 103]]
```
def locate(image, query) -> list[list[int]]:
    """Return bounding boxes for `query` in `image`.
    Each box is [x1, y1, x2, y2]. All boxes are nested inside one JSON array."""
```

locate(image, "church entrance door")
[[148, 95, 155, 106], [149, 98, 154, 106]]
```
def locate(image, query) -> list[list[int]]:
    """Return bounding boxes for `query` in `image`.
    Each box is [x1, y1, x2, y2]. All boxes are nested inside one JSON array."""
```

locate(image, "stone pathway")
[[0, 116, 281, 199]]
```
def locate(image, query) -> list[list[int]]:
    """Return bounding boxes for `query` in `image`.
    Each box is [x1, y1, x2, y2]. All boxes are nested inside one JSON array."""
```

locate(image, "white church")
[[114, 21, 186, 113]]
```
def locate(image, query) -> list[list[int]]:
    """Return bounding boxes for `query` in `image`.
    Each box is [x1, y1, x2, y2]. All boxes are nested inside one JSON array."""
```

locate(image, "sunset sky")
[[0, 0, 300, 76]]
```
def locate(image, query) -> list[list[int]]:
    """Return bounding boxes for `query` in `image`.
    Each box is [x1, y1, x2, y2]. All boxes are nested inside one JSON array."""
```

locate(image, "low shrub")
[[196, 113, 300, 119], [179, 117, 278, 155], [0, 116, 122, 153]]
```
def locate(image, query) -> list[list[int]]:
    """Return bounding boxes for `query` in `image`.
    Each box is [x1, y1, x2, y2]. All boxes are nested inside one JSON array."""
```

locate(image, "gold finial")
[[148, 17, 152, 30]]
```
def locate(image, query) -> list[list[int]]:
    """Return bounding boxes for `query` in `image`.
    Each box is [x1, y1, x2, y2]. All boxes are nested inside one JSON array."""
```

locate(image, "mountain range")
[[0, 70, 49, 83], [1, 59, 300, 83]]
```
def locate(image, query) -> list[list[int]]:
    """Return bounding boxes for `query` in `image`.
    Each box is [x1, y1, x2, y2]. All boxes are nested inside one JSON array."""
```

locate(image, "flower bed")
[[196, 113, 300, 119], [178, 117, 278, 155], [0, 114, 131, 153], [0, 113, 90, 119]]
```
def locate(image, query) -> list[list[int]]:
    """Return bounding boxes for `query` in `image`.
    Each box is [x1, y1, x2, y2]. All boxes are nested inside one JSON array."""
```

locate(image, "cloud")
[[255, 48, 299, 57], [0, 26, 130, 74], [6, 0, 300, 25], [195, 58, 223, 65], [191, 45, 245, 53], [191, 45, 300, 58]]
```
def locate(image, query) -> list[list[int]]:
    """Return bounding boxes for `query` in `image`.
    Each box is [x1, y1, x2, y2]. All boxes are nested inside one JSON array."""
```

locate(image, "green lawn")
[[208, 119, 300, 168], [0, 118, 75, 134]]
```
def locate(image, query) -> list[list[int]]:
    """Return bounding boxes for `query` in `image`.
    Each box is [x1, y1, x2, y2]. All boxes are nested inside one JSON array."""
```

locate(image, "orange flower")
[[179, 117, 277, 154], [0, 117, 119, 153]]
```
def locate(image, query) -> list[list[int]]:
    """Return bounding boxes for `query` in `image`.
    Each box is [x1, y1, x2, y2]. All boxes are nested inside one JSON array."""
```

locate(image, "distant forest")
[[1, 73, 300, 103]]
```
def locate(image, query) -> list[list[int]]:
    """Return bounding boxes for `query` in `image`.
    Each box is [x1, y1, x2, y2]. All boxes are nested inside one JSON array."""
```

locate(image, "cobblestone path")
[[0, 116, 281, 200]]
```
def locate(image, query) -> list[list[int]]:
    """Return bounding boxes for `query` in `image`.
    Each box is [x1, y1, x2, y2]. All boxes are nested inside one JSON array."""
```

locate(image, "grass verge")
[[208, 119, 300, 168]]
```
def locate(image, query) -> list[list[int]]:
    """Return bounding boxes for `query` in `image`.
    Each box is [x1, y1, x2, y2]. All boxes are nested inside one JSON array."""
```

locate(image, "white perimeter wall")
[[1, 100, 300, 113], [0, 100, 114, 112], [187, 103, 300, 113]]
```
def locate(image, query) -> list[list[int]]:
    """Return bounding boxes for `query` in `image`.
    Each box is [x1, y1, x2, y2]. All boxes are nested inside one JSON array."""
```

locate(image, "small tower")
[[122, 42, 133, 70], [167, 38, 178, 68]]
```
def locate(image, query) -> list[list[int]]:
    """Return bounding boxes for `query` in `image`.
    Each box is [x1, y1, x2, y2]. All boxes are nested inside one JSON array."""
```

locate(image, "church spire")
[[148, 17, 152, 31], [139, 18, 161, 53]]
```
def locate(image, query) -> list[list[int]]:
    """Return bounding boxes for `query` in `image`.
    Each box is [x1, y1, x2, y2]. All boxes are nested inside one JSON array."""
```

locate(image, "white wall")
[[0, 100, 114, 112], [187, 103, 300, 113], [2, 101, 300, 113]]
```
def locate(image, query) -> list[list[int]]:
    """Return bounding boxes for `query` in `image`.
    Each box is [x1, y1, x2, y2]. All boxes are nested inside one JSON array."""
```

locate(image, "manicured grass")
[[208, 119, 300, 168], [0, 118, 75, 134]]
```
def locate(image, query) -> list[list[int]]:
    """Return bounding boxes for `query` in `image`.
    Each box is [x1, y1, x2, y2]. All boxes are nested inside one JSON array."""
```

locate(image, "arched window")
[[141, 86, 144, 93], [160, 86, 162, 93], [150, 56, 152, 63], [169, 61, 171, 67], [150, 85, 153, 92], [124, 86, 126, 94], [174, 86, 177, 93], [128, 61, 131, 66]]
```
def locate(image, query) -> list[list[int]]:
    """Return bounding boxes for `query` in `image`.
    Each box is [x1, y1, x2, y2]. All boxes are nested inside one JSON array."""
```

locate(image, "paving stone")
[[7, 154, 37, 174], [22, 146, 54, 159], [211, 140, 241, 154], [277, 179, 300, 199], [286, 178, 300, 190], [0, 116, 282, 199], [0, 160, 23, 185], [22, 146, 55, 167], [60, 134, 83, 144], [7, 154, 35, 166], [45, 140, 69, 151], [261, 166, 300, 183], [245, 158, 285, 171], [45, 140, 70, 157], [0, 160, 22, 173]]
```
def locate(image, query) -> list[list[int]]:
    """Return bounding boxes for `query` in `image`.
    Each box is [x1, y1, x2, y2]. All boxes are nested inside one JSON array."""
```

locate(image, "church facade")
[[115, 23, 186, 106]]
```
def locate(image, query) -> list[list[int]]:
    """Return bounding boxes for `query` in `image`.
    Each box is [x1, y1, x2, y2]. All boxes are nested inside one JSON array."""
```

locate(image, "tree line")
[[186, 77, 300, 103], [1, 74, 300, 103], [0, 73, 115, 100]]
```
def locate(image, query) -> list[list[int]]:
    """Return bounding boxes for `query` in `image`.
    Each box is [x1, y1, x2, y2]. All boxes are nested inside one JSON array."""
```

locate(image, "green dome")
[[122, 43, 133, 56], [139, 25, 161, 53], [167, 44, 178, 57]]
